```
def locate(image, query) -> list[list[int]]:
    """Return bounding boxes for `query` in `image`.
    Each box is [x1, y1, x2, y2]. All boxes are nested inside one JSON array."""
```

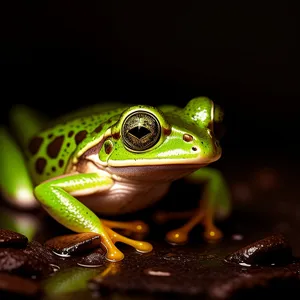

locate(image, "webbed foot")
[[163, 208, 223, 244]]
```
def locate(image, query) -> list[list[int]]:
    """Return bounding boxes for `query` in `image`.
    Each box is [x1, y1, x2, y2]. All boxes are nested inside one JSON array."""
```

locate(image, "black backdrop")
[[1, 1, 299, 164]]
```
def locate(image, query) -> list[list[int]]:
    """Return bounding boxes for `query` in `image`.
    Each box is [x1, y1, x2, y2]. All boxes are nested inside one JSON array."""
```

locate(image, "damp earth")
[[1, 158, 300, 299]]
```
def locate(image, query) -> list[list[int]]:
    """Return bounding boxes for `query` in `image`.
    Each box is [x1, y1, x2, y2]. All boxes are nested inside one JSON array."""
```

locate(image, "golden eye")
[[121, 111, 161, 151]]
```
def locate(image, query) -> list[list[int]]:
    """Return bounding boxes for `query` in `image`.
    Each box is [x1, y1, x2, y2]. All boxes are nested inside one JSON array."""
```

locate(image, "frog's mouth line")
[[106, 164, 209, 180], [82, 153, 220, 180], [106, 154, 221, 168]]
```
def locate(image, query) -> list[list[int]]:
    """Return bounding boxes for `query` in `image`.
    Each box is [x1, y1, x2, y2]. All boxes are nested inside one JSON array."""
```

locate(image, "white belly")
[[78, 181, 171, 215]]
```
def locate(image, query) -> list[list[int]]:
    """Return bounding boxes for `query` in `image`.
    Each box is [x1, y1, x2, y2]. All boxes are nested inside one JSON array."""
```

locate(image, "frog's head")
[[99, 97, 224, 180]]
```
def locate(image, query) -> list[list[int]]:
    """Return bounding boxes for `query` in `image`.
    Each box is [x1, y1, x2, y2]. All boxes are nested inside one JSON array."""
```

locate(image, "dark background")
[[1, 1, 299, 164]]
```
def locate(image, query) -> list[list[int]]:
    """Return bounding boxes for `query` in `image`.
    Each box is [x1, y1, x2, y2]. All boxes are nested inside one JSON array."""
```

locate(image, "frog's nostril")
[[192, 146, 198, 152]]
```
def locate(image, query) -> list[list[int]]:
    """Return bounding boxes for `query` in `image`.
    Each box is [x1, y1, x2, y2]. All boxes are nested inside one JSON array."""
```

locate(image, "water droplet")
[[77, 263, 103, 268], [50, 264, 60, 272], [144, 267, 172, 277], [232, 234, 244, 241], [52, 250, 71, 258], [239, 262, 251, 267]]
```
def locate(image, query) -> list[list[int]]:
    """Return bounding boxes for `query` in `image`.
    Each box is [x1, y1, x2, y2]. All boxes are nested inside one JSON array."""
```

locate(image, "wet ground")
[[1, 153, 300, 299]]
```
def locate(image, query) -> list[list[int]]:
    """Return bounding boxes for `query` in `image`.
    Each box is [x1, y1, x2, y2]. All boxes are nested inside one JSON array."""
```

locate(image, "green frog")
[[0, 97, 231, 262]]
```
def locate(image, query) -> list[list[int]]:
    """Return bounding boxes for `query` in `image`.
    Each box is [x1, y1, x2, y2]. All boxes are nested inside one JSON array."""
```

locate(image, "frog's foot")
[[101, 219, 149, 237], [165, 208, 223, 244], [33, 172, 153, 262], [95, 221, 152, 259], [104, 225, 153, 254]]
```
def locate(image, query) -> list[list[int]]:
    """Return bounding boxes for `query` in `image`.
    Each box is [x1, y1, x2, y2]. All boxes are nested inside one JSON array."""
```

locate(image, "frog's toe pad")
[[105, 226, 153, 254], [105, 248, 124, 262], [203, 227, 223, 241], [165, 230, 188, 245], [134, 241, 153, 253]]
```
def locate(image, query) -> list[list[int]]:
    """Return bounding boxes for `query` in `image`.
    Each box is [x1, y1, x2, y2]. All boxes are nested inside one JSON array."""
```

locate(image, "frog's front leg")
[[165, 167, 231, 244], [34, 173, 153, 262]]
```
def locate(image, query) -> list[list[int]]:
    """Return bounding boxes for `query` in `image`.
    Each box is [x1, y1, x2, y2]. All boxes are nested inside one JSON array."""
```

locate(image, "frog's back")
[[24, 104, 128, 185]]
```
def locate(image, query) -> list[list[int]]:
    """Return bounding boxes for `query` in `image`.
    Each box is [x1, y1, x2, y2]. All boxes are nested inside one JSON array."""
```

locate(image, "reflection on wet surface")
[[1, 157, 300, 299]]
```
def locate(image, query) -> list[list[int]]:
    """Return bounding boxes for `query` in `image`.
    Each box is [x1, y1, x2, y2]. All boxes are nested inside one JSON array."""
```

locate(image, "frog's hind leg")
[[0, 127, 37, 209], [164, 167, 231, 244], [0, 106, 47, 209]]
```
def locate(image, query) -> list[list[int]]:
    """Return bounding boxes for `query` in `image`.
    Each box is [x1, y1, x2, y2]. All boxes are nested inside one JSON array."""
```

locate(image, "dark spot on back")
[[48, 134, 53, 139], [28, 137, 44, 155], [52, 166, 56, 172], [104, 141, 113, 154], [59, 159, 64, 168], [35, 158, 47, 174], [112, 132, 120, 140], [68, 131, 74, 137], [75, 130, 87, 145], [66, 142, 70, 147], [47, 136, 64, 158], [93, 125, 103, 133], [163, 127, 172, 136]]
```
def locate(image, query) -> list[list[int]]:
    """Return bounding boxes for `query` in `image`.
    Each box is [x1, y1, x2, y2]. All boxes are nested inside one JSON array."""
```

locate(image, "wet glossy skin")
[[0, 97, 231, 262]]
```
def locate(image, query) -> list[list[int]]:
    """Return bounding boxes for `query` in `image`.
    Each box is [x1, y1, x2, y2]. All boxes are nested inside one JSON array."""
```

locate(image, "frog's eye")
[[121, 111, 161, 151]]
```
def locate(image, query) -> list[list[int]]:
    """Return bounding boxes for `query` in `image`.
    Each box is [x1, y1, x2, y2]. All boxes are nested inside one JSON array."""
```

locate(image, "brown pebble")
[[225, 234, 293, 266], [209, 270, 300, 299], [0, 272, 40, 297], [0, 229, 28, 248], [24, 241, 59, 266], [0, 248, 28, 272], [77, 248, 106, 267], [0, 241, 56, 278], [45, 233, 102, 256]]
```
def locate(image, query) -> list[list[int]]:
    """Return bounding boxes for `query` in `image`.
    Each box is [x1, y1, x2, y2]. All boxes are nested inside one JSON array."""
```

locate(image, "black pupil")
[[128, 126, 151, 139]]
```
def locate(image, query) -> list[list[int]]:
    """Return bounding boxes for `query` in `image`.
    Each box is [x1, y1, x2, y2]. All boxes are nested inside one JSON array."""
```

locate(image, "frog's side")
[[0, 97, 231, 262]]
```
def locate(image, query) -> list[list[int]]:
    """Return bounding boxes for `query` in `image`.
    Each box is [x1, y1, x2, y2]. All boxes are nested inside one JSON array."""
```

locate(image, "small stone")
[[45, 233, 102, 257], [210, 270, 300, 299], [225, 234, 293, 266], [0, 242, 56, 278], [77, 248, 106, 267], [0, 229, 28, 248], [0, 249, 28, 272], [0, 272, 40, 298], [24, 241, 58, 265]]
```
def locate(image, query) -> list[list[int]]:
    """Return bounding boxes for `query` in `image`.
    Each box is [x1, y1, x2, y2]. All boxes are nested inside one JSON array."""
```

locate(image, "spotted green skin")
[[26, 97, 222, 184], [0, 97, 231, 261], [26, 106, 127, 184]]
